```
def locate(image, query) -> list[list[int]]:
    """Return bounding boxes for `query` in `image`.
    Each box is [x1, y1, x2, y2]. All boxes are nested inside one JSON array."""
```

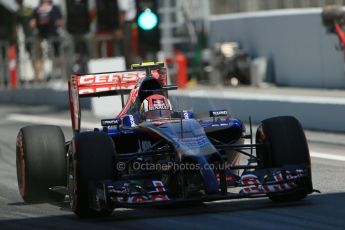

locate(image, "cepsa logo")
[[77, 72, 146, 94]]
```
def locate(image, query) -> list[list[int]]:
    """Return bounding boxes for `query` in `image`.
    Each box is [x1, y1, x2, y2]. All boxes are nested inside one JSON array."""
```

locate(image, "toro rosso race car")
[[16, 63, 314, 218]]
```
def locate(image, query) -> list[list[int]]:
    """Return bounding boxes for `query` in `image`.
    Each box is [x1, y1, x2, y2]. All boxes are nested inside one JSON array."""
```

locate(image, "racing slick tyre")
[[16, 125, 66, 203], [255, 116, 312, 202], [70, 131, 116, 218]]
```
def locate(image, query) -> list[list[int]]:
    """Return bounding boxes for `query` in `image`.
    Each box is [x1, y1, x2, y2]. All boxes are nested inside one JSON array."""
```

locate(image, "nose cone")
[[197, 156, 219, 194]]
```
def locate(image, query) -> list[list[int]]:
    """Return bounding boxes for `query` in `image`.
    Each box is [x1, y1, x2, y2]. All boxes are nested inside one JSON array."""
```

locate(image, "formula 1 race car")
[[16, 62, 313, 218]]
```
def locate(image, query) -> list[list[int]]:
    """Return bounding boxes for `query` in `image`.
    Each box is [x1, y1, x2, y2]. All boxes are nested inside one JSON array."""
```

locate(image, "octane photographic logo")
[[115, 161, 234, 172], [116, 162, 126, 171]]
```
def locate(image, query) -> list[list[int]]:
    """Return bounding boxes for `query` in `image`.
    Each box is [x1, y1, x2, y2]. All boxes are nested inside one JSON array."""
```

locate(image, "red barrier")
[[175, 51, 188, 89], [8, 45, 17, 89]]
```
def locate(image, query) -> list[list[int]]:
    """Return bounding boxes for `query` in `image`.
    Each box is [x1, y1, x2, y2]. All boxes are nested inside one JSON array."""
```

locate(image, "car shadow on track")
[[2, 193, 345, 229], [101, 198, 312, 222]]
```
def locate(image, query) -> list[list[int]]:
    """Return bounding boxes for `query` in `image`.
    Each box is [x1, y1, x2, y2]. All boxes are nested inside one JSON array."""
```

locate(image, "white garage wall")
[[209, 8, 345, 88]]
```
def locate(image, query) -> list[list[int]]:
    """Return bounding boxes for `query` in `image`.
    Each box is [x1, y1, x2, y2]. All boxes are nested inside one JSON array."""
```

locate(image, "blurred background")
[[1, 0, 345, 90]]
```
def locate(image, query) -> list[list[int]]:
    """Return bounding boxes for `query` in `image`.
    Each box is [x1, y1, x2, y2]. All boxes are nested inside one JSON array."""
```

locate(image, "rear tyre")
[[16, 125, 66, 203], [255, 116, 312, 202], [70, 132, 115, 218]]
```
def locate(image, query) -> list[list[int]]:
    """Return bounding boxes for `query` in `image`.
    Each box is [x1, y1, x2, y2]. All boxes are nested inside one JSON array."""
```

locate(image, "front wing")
[[89, 165, 310, 210]]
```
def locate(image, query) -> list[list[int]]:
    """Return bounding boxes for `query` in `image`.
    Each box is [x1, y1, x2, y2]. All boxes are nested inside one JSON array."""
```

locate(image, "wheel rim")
[[16, 132, 26, 198]]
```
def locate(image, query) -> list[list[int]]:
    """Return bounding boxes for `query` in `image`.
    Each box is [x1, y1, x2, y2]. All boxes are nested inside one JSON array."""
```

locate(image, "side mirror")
[[101, 118, 122, 127]]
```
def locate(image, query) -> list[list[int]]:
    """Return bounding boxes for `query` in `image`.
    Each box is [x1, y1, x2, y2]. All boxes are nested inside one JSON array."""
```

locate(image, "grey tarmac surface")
[[0, 106, 344, 229]]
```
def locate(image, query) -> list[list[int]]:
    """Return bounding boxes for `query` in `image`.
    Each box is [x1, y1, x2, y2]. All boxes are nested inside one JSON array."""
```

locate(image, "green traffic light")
[[138, 9, 158, 30]]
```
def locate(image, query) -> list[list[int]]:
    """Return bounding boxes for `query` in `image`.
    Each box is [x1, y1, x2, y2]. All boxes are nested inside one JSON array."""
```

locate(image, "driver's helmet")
[[140, 94, 172, 121]]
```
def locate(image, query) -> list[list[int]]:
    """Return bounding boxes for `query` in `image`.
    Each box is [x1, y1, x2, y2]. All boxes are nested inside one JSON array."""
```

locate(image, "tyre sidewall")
[[16, 125, 66, 202]]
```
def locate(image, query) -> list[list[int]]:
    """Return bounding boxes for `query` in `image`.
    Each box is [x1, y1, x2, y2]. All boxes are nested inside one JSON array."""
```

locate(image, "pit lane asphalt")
[[0, 106, 344, 229]]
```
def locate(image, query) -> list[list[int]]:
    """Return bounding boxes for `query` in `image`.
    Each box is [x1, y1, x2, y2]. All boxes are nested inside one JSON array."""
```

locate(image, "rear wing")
[[75, 68, 168, 97], [68, 67, 169, 132]]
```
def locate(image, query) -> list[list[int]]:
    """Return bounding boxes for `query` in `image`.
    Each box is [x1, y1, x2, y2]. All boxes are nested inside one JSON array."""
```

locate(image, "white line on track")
[[172, 90, 345, 105], [5, 113, 345, 162], [310, 152, 345, 162], [5, 113, 99, 129]]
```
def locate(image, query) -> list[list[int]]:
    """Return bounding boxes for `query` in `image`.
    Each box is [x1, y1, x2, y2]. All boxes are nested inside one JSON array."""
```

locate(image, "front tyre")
[[256, 116, 313, 202], [69, 132, 115, 218]]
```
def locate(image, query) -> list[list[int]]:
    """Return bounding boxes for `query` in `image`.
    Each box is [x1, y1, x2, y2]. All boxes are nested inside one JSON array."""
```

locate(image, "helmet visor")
[[145, 109, 171, 120]]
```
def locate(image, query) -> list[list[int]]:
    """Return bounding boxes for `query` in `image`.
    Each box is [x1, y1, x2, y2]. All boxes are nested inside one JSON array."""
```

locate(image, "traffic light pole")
[[159, 0, 174, 58]]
